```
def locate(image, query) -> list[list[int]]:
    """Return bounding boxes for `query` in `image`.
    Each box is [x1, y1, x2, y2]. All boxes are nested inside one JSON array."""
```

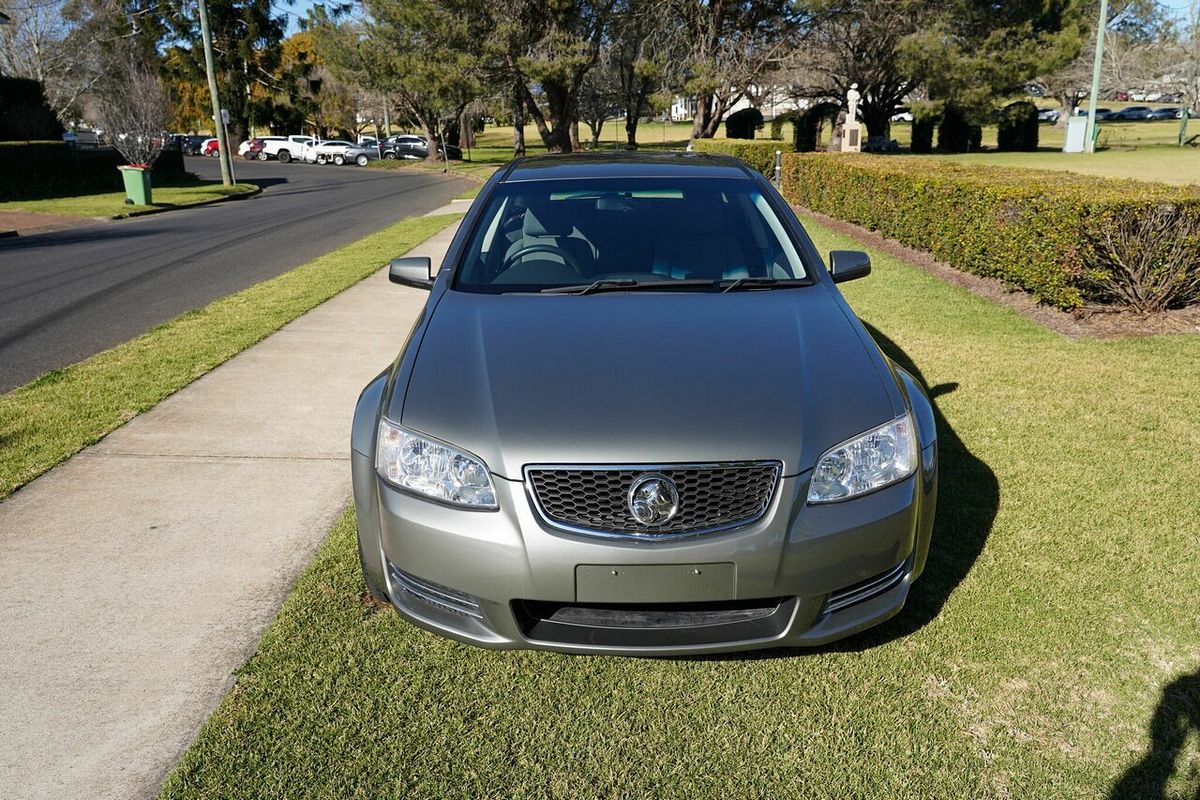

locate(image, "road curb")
[[110, 184, 263, 220]]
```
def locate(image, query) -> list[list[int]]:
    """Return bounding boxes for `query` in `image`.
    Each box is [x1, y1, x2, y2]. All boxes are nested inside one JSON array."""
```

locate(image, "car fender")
[[893, 365, 938, 579]]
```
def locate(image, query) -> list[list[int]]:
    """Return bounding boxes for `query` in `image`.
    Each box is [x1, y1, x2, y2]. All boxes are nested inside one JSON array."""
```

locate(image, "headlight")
[[807, 414, 918, 504], [376, 418, 497, 509]]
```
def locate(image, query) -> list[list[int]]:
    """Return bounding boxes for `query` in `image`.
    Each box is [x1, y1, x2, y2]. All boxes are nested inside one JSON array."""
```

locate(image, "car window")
[[454, 177, 809, 293]]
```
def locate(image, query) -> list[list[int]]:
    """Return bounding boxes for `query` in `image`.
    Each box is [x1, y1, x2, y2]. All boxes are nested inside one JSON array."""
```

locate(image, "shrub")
[[910, 115, 936, 154], [1081, 203, 1200, 311], [725, 108, 764, 139], [998, 101, 1039, 152], [0, 142, 188, 200], [779, 153, 1200, 309], [937, 105, 972, 153], [794, 102, 840, 152], [692, 139, 787, 177]]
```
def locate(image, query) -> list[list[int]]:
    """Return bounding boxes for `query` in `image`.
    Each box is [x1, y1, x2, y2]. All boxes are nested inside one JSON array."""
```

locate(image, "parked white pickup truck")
[[262, 135, 315, 163]]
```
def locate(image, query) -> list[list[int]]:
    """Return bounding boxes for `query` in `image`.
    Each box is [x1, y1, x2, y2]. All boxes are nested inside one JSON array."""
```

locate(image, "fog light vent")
[[825, 561, 907, 614], [387, 562, 483, 619]]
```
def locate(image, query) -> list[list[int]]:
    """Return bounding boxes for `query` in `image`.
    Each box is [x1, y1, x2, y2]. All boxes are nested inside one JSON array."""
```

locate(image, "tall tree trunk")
[[625, 111, 639, 148], [418, 114, 442, 162], [691, 93, 714, 141], [570, 118, 580, 151], [512, 80, 526, 157], [521, 84, 555, 150]]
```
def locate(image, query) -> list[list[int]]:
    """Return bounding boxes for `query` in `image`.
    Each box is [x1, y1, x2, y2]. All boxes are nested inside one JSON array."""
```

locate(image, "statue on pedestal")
[[842, 83, 863, 153]]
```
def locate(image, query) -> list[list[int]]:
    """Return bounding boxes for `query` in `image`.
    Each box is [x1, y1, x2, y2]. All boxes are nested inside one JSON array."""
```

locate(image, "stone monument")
[[842, 83, 863, 153]]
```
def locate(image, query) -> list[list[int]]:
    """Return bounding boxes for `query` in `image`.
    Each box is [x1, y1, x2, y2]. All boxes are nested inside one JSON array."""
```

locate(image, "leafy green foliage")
[[692, 138, 786, 176], [779, 154, 1200, 308]]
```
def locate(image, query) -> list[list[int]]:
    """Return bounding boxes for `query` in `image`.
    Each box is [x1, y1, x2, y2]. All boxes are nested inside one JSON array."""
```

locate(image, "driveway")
[[0, 158, 470, 392]]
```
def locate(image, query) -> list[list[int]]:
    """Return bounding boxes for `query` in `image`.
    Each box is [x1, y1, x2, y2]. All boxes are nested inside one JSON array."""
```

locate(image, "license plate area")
[[575, 563, 735, 603]]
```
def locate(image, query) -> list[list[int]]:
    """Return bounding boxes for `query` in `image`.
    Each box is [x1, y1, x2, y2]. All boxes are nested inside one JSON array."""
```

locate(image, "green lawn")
[[0, 180, 258, 218], [158, 216, 1200, 799], [0, 214, 461, 501], [930, 146, 1200, 186]]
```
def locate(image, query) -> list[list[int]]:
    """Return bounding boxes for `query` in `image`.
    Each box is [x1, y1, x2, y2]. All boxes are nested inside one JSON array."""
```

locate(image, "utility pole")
[[1084, 0, 1109, 154], [198, 0, 232, 185]]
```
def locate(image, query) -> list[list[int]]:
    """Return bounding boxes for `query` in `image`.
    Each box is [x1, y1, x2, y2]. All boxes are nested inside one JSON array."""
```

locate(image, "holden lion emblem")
[[627, 473, 680, 527]]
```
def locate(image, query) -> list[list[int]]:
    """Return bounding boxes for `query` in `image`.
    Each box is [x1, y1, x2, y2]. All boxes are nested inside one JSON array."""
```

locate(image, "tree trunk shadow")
[[1109, 670, 1200, 800]]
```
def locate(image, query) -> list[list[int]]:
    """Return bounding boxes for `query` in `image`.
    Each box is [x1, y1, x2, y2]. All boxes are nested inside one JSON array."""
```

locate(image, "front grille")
[[525, 462, 780, 539]]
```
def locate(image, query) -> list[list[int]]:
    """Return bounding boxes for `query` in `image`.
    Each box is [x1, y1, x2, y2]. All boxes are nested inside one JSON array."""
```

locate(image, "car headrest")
[[522, 205, 574, 237]]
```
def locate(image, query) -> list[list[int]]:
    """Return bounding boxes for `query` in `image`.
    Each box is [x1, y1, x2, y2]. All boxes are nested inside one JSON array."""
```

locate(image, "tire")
[[333, 154, 345, 166], [244, 153, 255, 160], [257, 150, 268, 161], [355, 154, 369, 167], [277, 149, 291, 163], [316, 155, 326, 165], [383, 151, 396, 160]]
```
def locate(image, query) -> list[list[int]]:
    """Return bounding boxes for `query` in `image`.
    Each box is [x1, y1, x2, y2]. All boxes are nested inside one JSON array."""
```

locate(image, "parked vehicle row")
[[1072, 106, 1190, 121], [180, 132, 465, 167]]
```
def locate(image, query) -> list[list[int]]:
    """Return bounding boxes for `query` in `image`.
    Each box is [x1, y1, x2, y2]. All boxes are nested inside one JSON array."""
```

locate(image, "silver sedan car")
[[351, 152, 938, 655]]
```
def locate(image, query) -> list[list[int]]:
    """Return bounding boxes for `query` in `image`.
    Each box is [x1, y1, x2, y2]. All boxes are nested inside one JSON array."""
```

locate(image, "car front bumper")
[[353, 442, 936, 656]]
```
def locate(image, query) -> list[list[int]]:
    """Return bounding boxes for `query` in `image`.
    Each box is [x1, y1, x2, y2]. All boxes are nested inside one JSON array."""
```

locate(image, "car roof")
[[502, 151, 754, 182]]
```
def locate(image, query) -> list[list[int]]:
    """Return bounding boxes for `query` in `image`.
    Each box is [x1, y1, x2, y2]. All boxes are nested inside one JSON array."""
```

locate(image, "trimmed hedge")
[[692, 139, 787, 178], [0, 142, 187, 200], [780, 154, 1200, 308]]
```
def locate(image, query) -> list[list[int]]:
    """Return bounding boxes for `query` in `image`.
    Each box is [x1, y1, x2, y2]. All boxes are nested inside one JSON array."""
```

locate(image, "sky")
[[275, 0, 1197, 37]]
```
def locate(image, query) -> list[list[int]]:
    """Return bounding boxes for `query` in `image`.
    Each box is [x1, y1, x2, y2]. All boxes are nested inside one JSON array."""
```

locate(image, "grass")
[[158, 215, 1200, 799], [0, 213, 461, 501], [931, 146, 1200, 186], [0, 180, 258, 218]]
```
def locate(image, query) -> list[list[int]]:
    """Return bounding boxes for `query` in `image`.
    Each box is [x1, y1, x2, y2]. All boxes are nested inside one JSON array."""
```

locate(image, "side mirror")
[[829, 250, 871, 283], [389, 256, 433, 289]]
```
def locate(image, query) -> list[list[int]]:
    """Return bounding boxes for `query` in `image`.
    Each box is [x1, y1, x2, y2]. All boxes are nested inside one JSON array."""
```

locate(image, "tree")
[[0, 0, 162, 124], [783, 0, 929, 139], [162, 0, 286, 143], [94, 60, 167, 165], [311, 0, 483, 161], [671, 0, 805, 141], [609, 0, 684, 147], [577, 47, 620, 148], [1040, 0, 1170, 123]]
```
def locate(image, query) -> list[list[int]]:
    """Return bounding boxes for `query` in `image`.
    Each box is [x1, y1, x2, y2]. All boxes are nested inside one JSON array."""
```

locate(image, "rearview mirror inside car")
[[828, 250, 871, 283], [389, 256, 433, 289]]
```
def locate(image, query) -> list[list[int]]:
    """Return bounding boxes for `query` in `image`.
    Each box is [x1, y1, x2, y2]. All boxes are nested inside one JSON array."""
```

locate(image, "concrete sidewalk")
[[0, 222, 460, 800]]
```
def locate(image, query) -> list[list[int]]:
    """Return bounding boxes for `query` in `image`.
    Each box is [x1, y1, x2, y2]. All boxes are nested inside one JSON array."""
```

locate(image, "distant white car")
[[302, 139, 355, 165], [890, 110, 914, 123], [263, 135, 315, 163]]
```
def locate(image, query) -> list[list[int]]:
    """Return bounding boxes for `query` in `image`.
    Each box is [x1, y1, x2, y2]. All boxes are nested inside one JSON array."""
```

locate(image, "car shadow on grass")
[[690, 323, 1000, 661], [1109, 669, 1200, 800]]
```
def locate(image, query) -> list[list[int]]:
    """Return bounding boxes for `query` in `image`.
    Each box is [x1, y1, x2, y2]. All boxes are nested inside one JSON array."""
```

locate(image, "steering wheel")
[[501, 243, 584, 275]]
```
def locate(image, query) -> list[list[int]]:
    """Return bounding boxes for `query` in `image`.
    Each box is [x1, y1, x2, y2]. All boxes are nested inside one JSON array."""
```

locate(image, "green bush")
[[725, 108, 765, 140], [937, 105, 973, 153], [692, 139, 787, 177], [998, 101, 1039, 152], [780, 153, 1200, 309], [910, 115, 936, 154], [0, 142, 187, 200]]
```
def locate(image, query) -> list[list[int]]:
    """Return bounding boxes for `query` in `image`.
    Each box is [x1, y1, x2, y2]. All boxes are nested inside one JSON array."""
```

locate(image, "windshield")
[[453, 178, 809, 293]]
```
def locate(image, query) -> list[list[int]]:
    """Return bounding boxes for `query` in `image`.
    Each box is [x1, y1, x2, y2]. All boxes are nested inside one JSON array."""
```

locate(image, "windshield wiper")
[[719, 277, 808, 293], [541, 279, 711, 295]]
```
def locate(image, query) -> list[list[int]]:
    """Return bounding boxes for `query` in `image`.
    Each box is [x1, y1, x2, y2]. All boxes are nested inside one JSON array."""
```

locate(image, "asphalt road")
[[0, 158, 470, 392]]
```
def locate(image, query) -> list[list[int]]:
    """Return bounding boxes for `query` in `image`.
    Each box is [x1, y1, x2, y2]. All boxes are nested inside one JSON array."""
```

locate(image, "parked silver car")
[[351, 153, 938, 655]]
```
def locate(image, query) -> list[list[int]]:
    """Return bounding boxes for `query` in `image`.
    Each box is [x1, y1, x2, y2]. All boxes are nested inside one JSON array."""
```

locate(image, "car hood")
[[398, 288, 898, 479]]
